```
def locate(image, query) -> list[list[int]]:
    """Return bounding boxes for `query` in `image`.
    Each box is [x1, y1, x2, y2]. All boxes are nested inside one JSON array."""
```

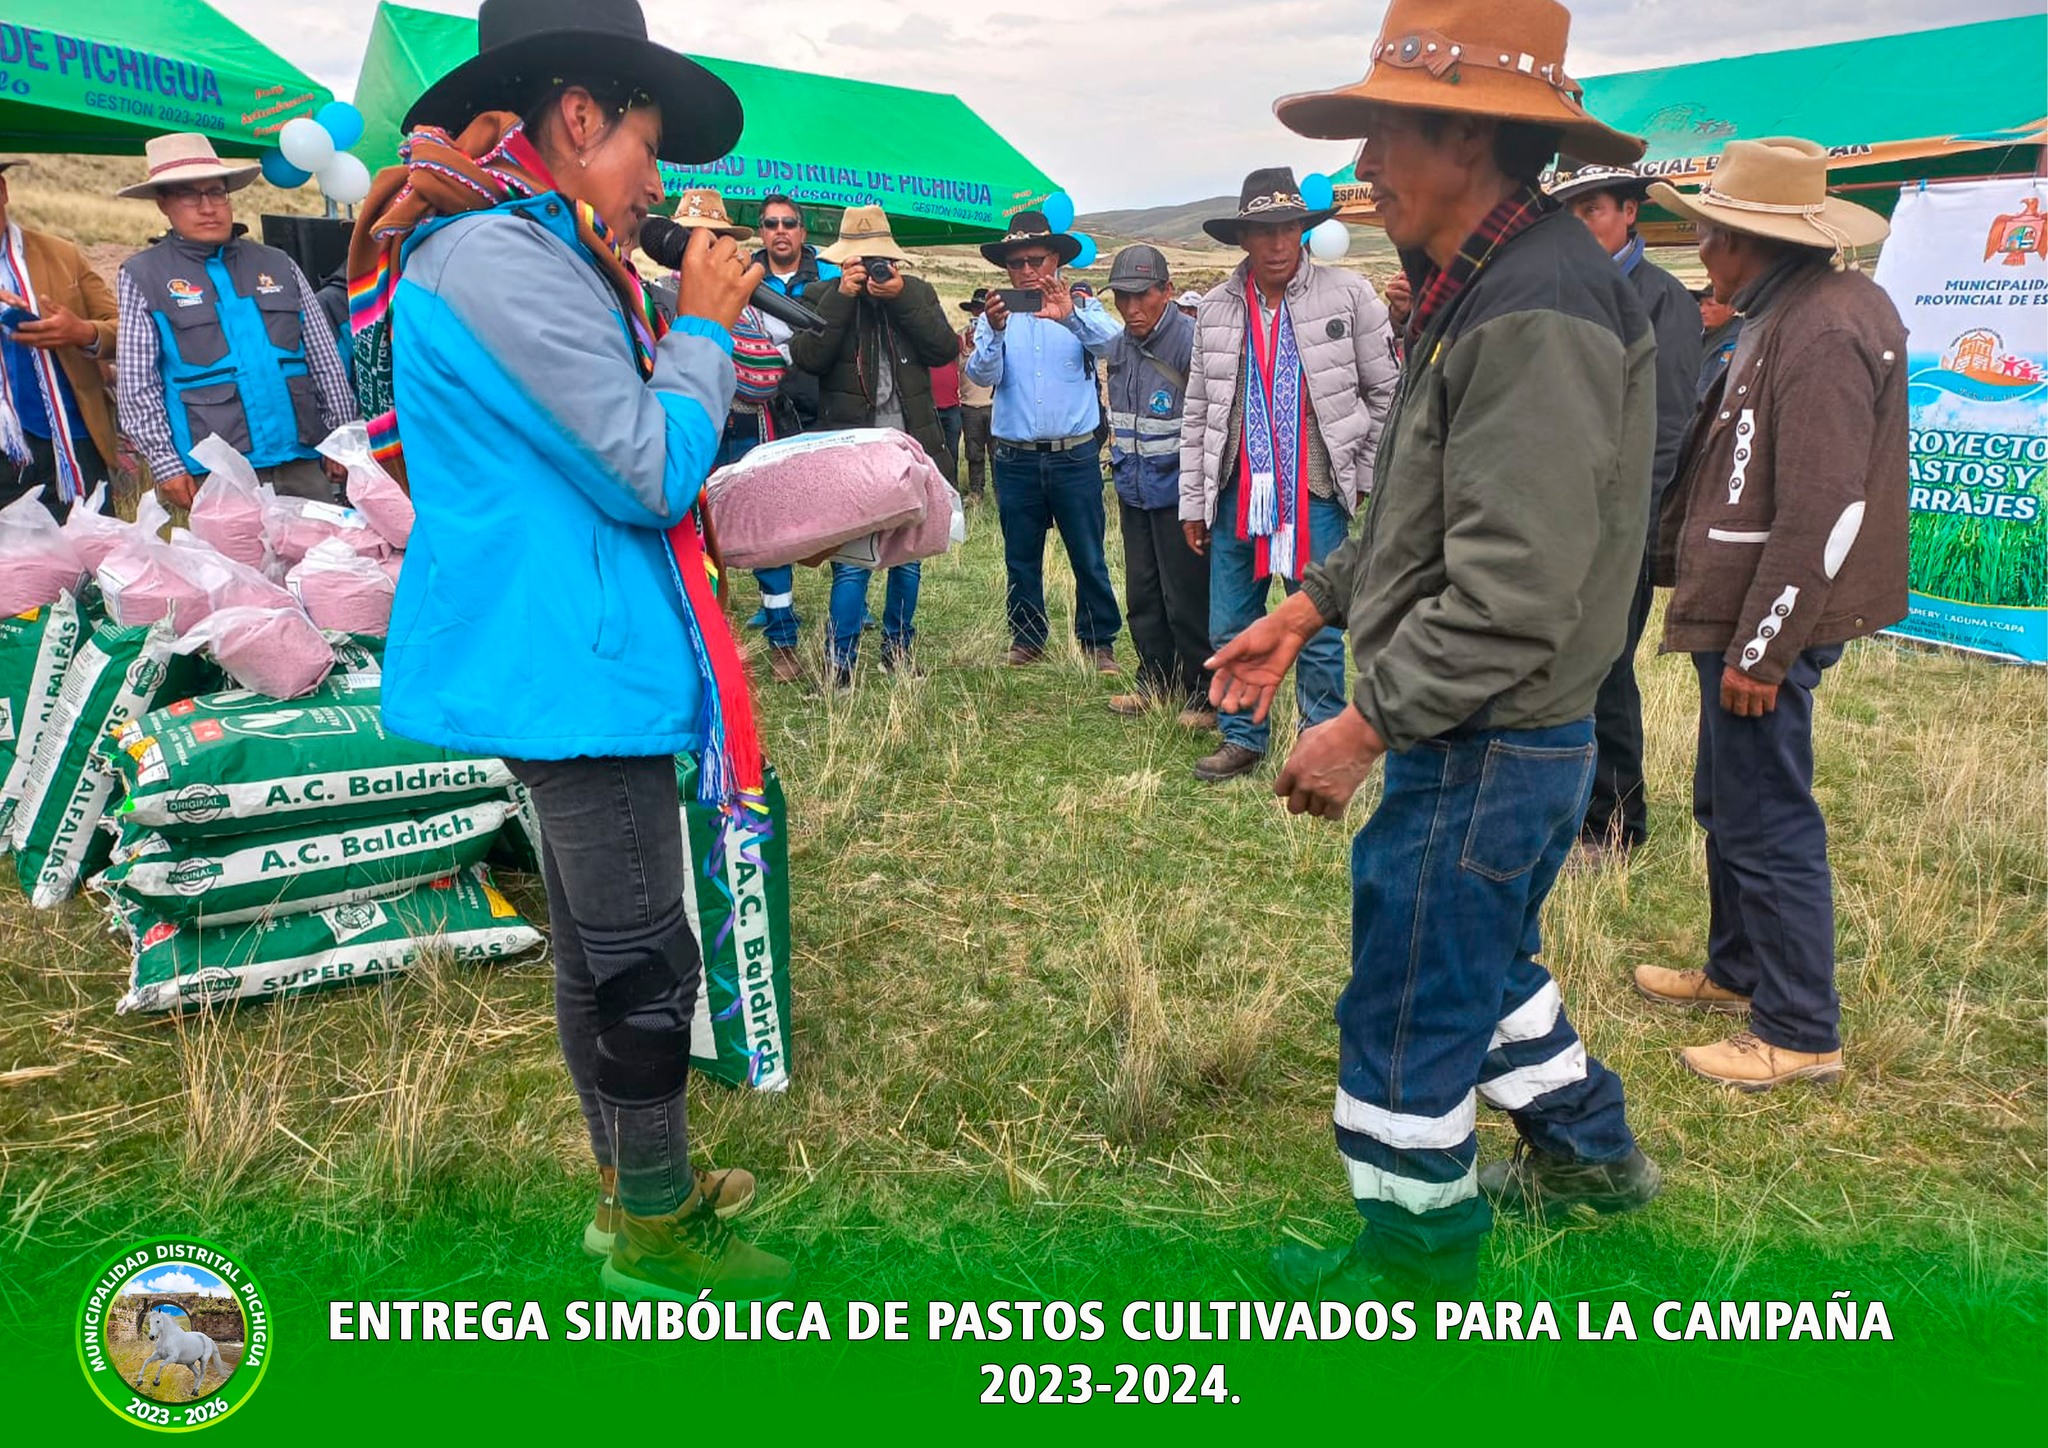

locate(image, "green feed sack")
[[7, 619, 212, 909], [94, 798, 513, 926], [102, 694, 512, 840], [677, 756, 793, 1092], [491, 777, 544, 873], [0, 593, 84, 850], [111, 864, 542, 1014]]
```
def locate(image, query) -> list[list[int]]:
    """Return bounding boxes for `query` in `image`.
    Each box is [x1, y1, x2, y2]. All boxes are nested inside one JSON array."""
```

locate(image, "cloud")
[[126, 1268, 233, 1297], [209, 0, 2041, 208]]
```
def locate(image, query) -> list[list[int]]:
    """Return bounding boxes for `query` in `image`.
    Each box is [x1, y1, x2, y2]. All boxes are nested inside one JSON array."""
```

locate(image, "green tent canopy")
[[1332, 15, 2047, 235], [351, 1, 1060, 245], [0, 0, 331, 154]]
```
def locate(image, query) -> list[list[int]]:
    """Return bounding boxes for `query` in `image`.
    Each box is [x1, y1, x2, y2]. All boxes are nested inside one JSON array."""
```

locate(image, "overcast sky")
[[213, 0, 2040, 208]]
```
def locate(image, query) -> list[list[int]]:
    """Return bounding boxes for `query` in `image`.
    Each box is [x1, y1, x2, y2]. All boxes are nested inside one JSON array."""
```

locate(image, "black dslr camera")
[[863, 257, 896, 284]]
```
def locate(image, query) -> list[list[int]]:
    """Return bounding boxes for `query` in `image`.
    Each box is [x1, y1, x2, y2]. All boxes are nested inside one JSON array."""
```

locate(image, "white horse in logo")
[[135, 1306, 226, 1398]]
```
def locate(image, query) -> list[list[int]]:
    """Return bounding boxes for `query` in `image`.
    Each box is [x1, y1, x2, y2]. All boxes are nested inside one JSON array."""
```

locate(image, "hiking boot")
[[1268, 1236, 1445, 1303], [1634, 965, 1751, 1015], [1479, 1141, 1663, 1223], [767, 645, 803, 685], [1007, 645, 1045, 666], [1176, 706, 1219, 731], [1108, 693, 1157, 718], [1193, 742, 1263, 782], [582, 1165, 755, 1258], [1681, 1031, 1843, 1092], [1086, 645, 1120, 675], [601, 1186, 793, 1301]]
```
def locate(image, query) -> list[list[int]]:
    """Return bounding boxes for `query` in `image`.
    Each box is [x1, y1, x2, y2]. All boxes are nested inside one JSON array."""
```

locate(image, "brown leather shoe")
[[1006, 645, 1045, 666], [767, 645, 803, 684], [1193, 742, 1263, 782], [1087, 645, 1120, 675], [583, 1164, 756, 1258], [1634, 965, 1751, 1015], [601, 1184, 793, 1301], [1176, 707, 1219, 731], [1108, 693, 1156, 717], [1681, 1031, 1843, 1092]]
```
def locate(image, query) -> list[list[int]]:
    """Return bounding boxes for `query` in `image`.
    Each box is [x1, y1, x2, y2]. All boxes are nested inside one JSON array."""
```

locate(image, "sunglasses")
[[1004, 253, 1056, 271], [760, 216, 804, 231]]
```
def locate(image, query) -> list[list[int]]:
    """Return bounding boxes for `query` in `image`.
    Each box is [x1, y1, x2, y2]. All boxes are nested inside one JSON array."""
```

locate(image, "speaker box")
[[260, 215, 355, 286]]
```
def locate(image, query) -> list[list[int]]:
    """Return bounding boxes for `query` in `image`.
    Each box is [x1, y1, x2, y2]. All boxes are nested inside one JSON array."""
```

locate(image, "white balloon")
[[1307, 219, 1352, 262], [317, 152, 372, 206], [278, 116, 335, 172]]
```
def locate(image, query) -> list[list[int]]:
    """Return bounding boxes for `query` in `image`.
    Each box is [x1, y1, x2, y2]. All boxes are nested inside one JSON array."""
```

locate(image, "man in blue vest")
[[115, 134, 356, 507]]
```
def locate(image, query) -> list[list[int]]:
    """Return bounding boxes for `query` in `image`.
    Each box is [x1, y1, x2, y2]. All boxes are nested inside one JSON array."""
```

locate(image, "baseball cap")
[[1107, 244, 1172, 293]]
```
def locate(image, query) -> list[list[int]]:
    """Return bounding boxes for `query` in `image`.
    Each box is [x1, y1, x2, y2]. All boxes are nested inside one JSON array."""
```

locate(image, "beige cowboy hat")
[[1274, 0, 1644, 170], [1649, 138, 1889, 253], [117, 133, 260, 200], [818, 204, 914, 266], [666, 188, 753, 240]]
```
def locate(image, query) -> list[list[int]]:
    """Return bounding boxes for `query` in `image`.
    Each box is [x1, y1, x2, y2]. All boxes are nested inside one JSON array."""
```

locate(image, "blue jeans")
[[1209, 484, 1349, 754], [992, 442, 1120, 651], [829, 561, 920, 669], [1335, 717, 1637, 1286]]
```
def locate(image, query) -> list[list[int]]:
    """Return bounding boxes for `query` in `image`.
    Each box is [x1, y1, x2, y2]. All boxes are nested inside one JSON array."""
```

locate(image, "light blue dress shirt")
[[965, 298, 1121, 442]]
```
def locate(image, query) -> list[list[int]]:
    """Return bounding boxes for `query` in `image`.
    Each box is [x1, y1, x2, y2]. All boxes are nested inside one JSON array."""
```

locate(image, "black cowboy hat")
[[1202, 167, 1336, 245], [402, 0, 742, 165], [1545, 161, 1650, 207], [980, 210, 1083, 268], [959, 287, 989, 314]]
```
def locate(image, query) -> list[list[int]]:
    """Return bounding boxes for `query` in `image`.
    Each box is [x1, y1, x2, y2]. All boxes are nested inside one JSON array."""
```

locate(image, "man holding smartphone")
[[966, 210, 1124, 671]]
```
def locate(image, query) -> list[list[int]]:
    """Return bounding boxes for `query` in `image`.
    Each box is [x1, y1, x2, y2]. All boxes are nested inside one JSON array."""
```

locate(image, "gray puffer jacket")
[[1179, 256, 1398, 524]]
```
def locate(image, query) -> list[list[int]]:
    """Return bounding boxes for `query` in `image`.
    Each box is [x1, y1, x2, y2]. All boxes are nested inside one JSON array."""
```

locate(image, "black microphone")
[[640, 216, 828, 334]]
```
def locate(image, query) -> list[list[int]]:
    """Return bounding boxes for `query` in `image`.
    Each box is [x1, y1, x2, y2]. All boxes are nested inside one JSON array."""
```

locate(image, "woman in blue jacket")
[[354, 0, 787, 1301]]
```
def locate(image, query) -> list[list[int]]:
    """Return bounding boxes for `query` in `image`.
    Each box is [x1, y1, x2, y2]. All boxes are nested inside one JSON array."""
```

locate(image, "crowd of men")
[[0, 0, 1912, 1299]]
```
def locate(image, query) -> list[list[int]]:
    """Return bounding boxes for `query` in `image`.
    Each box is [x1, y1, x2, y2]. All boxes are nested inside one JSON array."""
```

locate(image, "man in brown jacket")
[[1639, 139, 1908, 1091], [0, 159, 117, 516]]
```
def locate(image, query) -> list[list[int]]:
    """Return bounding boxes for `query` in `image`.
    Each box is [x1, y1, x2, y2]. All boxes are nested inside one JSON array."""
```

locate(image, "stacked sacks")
[[89, 683, 538, 1011]]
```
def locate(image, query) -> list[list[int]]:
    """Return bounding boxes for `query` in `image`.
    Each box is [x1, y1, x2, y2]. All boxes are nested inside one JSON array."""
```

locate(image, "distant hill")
[[1077, 196, 1237, 250]]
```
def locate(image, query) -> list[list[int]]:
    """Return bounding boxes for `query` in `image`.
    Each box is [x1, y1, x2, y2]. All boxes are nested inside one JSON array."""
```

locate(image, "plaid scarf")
[[347, 115, 767, 836], [1403, 183, 1551, 354]]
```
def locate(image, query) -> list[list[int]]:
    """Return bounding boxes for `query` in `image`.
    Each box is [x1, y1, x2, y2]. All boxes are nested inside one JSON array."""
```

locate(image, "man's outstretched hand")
[[1207, 589, 1325, 724], [1275, 704, 1386, 820]]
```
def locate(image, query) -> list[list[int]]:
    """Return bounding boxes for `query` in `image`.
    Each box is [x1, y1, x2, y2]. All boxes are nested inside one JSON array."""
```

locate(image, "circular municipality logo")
[[77, 1237, 269, 1432]]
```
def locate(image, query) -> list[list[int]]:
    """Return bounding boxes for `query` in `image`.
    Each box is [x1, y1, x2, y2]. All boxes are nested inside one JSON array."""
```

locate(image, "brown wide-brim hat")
[[1273, 0, 1645, 170], [666, 188, 752, 240], [817, 203, 914, 265], [116, 133, 261, 199], [1649, 137, 1889, 253], [980, 210, 1083, 268]]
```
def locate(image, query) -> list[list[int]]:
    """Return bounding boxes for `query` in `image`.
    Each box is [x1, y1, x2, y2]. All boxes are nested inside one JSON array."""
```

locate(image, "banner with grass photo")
[[1873, 177, 2048, 663]]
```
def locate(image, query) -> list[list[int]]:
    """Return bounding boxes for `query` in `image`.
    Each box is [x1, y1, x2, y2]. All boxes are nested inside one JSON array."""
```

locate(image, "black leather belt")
[[995, 434, 1095, 453]]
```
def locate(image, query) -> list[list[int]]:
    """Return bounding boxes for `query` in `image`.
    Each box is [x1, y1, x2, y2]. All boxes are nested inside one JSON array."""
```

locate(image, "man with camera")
[[790, 204, 957, 684]]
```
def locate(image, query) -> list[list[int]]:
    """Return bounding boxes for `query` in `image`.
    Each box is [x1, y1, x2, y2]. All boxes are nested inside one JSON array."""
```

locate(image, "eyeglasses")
[[163, 185, 231, 206], [760, 216, 804, 231]]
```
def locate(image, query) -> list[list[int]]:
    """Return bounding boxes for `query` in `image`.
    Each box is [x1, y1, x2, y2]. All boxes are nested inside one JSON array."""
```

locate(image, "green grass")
[[1, 495, 2042, 1335], [1909, 507, 2048, 608]]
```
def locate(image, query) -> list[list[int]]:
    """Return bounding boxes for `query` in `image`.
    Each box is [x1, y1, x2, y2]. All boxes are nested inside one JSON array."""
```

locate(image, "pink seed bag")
[[170, 605, 335, 701], [186, 435, 271, 570], [287, 538, 396, 637], [318, 421, 415, 550], [0, 487, 87, 614], [704, 429, 937, 570]]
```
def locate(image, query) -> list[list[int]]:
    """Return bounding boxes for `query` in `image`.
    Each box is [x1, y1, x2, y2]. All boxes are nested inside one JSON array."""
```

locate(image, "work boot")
[[582, 1165, 755, 1258], [1479, 1141, 1663, 1223], [1681, 1031, 1843, 1091], [601, 1183, 793, 1301], [1268, 1236, 1446, 1303], [767, 645, 803, 685], [1176, 706, 1219, 731], [1007, 644, 1045, 666], [1193, 742, 1263, 782], [1634, 965, 1751, 1015], [1107, 693, 1157, 718], [1086, 645, 1120, 675]]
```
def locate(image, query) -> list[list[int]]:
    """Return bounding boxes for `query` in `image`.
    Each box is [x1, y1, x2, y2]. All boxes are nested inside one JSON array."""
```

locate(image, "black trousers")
[[935, 405, 963, 484], [1691, 645, 1844, 1055], [1584, 557, 1655, 848], [1119, 498, 1211, 708], [2, 431, 108, 520], [961, 405, 992, 493]]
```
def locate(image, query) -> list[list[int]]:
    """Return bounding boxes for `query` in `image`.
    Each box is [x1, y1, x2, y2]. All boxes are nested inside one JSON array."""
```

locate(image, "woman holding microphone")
[[350, 0, 788, 1301]]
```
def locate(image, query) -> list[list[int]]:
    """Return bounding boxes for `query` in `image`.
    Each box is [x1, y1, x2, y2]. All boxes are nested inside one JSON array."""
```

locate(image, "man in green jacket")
[[1219, 0, 1662, 1296]]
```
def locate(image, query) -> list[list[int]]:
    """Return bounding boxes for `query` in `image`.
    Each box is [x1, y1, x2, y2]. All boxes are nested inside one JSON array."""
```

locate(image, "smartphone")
[[0, 306, 40, 330], [994, 288, 1043, 314]]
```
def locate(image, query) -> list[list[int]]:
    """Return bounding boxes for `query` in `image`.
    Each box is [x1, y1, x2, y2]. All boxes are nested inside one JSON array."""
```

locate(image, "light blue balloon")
[[259, 148, 311, 189], [1070, 232, 1098, 269], [1299, 172, 1336, 211], [1043, 190, 1076, 233], [316, 100, 366, 152]]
